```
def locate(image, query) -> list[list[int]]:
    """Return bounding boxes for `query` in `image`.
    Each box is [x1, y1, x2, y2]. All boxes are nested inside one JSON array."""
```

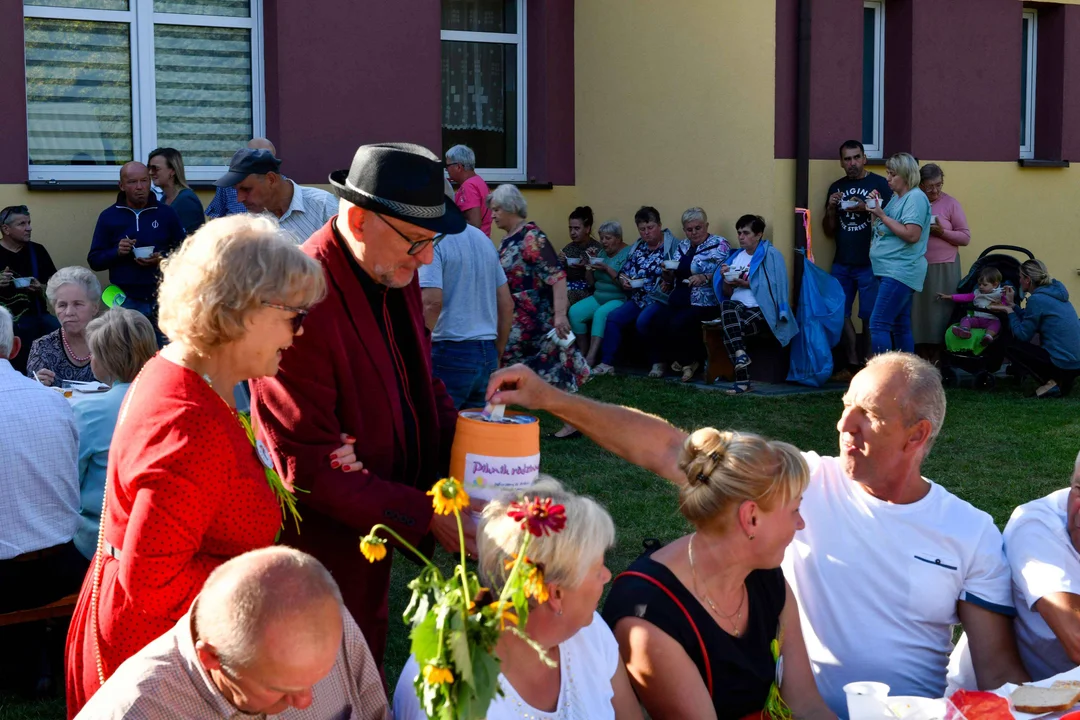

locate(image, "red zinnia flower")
[[507, 496, 567, 537]]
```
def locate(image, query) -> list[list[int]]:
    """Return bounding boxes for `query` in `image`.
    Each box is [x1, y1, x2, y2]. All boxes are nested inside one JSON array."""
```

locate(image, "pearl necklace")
[[62, 329, 91, 364], [688, 533, 746, 637]]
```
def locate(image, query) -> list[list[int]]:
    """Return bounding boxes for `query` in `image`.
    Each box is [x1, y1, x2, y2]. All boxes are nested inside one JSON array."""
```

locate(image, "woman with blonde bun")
[[603, 428, 835, 720]]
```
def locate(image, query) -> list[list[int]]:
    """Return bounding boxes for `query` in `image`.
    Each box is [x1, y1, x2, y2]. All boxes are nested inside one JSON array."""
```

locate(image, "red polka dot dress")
[[65, 356, 280, 718]]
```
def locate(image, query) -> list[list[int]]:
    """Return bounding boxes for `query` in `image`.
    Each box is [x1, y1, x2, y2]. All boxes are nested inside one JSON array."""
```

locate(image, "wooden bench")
[[702, 325, 791, 384], [0, 592, 79, 628]]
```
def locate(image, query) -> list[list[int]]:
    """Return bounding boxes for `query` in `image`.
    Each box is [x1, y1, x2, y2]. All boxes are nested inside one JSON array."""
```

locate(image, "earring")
[[748, 533, 755, 540], [557, 609, 563, 616]]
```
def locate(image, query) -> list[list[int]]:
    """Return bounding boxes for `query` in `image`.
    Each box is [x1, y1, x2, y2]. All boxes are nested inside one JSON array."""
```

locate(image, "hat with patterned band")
[[329, 143, 466, 236]]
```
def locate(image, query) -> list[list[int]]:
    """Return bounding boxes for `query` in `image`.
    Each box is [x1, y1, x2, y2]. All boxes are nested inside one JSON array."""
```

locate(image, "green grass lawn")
[[4, 373, 1078, 719]]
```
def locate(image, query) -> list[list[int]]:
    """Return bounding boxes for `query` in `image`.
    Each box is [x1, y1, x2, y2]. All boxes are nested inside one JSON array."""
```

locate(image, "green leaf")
[[410, 613, 439, 665], [447, 626, 474, 686]]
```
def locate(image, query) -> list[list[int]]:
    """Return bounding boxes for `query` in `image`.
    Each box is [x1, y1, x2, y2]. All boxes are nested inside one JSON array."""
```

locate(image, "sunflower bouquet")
[[360, 477, 567, 720]]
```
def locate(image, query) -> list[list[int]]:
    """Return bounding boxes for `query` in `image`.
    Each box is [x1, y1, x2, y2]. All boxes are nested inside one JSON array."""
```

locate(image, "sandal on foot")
[[734, 352, 752, 370], [648, 363, 665, 378], [592, 363, 615, 375], [726, 382, 752, 395], [681, 362, 700, 383]]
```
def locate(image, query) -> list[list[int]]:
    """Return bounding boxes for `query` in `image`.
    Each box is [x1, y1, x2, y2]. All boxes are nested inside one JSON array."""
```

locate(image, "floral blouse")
[[672, 235, 731, 307], [620, 241, 667, 308], [26, 329, 96, 384]]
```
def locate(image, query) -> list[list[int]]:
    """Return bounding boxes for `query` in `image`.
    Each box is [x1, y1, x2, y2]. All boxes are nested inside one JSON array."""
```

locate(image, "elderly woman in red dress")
[[64, 215, 354, 717]]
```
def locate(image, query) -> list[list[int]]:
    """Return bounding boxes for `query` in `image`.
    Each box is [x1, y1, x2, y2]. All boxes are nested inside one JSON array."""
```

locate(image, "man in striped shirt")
[[215, 148, 337, 244]]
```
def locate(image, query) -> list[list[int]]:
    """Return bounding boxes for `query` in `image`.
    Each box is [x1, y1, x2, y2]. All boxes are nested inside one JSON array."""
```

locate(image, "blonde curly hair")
[[158, 215, 326, 351]]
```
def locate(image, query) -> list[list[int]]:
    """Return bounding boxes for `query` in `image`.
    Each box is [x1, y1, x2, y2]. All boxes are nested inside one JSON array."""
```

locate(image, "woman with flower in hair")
[[393, 478, 643, 720], [603, 429, 834, 720]]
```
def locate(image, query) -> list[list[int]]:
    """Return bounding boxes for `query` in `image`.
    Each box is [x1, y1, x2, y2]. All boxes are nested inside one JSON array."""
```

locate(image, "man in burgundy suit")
[[250, 143, 472, 665]]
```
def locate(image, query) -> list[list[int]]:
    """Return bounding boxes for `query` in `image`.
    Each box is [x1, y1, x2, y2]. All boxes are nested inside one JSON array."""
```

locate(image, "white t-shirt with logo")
[[727, 249, 758, 308], [1004, 488, 1080, 681], [782, 452, 1014, 717]]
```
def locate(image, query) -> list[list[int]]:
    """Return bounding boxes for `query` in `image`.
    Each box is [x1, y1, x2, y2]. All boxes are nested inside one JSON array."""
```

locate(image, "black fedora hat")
[[329, 143, 466, 236]]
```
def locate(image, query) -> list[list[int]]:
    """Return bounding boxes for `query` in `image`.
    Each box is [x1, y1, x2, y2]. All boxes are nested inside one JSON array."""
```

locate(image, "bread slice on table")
[[1010, 683, 1080, 714]]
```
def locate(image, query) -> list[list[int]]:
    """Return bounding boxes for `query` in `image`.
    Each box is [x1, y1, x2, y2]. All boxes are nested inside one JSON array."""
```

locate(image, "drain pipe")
[[793, 0, 812, 311]]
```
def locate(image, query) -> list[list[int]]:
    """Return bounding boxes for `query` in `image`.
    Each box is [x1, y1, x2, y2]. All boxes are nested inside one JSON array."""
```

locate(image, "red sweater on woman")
[[65, 356, 280, 718]]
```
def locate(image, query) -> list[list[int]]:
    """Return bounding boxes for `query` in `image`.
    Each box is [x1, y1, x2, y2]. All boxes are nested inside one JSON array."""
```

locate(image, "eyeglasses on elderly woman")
[[261, 301, 309, 333]]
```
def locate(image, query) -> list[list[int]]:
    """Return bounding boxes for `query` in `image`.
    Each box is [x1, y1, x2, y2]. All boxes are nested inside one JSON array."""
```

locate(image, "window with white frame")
[[862, 1, 885, 159], [22, 0, 263, 182], [440, 0, 526, 182], [1020, 9, 1037, 159]]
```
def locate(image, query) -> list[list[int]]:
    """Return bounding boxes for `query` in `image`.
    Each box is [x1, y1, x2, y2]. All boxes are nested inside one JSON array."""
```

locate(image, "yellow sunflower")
[[359, 535, 387, 563], [427, 477, 470, 516], [422, 664, 454, 685]]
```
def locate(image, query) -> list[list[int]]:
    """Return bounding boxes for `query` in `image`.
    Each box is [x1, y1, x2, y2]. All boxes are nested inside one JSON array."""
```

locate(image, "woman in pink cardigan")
[[912, 163, 971, 362]]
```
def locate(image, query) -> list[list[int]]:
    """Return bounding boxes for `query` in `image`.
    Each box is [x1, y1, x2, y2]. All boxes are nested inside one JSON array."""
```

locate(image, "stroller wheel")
[[975, 371, 996, 391], [940, 366, 958, 387]]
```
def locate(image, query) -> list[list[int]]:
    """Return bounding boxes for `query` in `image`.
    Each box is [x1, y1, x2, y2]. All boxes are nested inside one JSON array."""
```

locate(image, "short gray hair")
[[487, 183, 528, 218], [0, 306, 13, 358], [445, 144, 476, 170], [682, 207, 708, 226], [46, 266, 102, 313], [194, 547, 342, 672], [920, 163, 944, 184], [597, 220, 623, 239], [479, 478, 615, 592], [864, 352, 947, 451]]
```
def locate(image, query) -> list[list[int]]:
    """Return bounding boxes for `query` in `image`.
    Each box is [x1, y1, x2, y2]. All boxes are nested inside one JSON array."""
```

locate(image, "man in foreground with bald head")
[[76, 546, 390, 719], [87, 161, 185, 332]]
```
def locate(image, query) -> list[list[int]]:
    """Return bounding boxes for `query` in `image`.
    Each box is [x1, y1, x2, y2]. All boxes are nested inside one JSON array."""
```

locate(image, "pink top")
[[454, 174, 493, 237], [925, 192, 971, 264]]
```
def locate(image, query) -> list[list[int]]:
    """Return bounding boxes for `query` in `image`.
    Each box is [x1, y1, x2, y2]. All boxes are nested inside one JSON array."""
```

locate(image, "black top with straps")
[[602, 551, 786, 719]]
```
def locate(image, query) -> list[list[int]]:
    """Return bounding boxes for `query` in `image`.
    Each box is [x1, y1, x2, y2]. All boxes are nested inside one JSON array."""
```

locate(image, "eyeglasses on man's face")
[[376, 212, 444, 256], [0, 205, 29, 227]]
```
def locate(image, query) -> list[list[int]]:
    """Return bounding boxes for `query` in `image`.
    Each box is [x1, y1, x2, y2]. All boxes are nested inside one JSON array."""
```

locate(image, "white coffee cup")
[[133, 246, 154, 259], [546, 328, 576, 348], [13, 277, 31, 288], [663, 260, 679, 270], [630, 278, 646, 288], [565, 256, 582, 266], [724, 269, 742, 282], [843, 681, 891, 720], [930, 214, 938, 225]]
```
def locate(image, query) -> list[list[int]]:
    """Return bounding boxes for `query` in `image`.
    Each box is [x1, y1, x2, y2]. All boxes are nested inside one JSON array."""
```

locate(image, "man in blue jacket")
[[87, 161, 185, 337]]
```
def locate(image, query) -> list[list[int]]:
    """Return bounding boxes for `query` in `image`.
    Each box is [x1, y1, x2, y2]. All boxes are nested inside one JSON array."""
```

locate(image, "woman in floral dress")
[[489, 185, 590, 439]]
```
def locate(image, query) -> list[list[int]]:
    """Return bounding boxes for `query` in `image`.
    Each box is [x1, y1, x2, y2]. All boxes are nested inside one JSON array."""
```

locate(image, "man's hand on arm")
[[1035, 592, 1080, 665]]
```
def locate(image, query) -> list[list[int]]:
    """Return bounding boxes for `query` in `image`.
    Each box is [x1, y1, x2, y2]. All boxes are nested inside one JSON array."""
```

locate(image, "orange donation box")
[[450, 410, 541, 502]]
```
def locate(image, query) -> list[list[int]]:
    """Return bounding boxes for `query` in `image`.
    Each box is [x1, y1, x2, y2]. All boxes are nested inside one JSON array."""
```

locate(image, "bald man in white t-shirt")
[[482, 351, 1030, 717]]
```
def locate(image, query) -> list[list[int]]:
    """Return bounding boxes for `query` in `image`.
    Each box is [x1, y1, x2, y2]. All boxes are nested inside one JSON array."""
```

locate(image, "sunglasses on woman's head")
[[261, 302, 308, 333]]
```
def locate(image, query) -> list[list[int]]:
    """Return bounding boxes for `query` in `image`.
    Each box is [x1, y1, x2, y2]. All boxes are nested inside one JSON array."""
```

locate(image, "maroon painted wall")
[[906, 0, 1019, 161], [263, 0, 442, 185], [775, 0, 797, 159], [883, 0, 914, 156], [774, 0, 866, 161], [526, 0, 575, 186], [0, 3, 29, 184], [1062, 6, 1080, 160]]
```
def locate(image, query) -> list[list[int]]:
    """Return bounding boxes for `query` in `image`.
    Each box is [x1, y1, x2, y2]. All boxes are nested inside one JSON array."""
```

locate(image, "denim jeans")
[[831, 262, 877, 320], [431, 340, 498, 410], [870, 276, 915, 355], [600, 301, 645, 365]]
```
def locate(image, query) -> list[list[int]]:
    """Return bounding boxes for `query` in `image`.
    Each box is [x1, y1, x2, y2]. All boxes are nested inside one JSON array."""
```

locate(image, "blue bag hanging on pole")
[[787, 212, 846, 387]]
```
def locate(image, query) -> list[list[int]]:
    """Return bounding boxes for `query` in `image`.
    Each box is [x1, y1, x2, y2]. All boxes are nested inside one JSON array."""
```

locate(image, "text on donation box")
[[465, 452, 541, 501]]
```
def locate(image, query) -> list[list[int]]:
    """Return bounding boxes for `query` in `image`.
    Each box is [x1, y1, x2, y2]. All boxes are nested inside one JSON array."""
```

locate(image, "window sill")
[[866, 158, 887, 167], [1017, 159, 1070, 168], [26, 180, 221, 191]]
